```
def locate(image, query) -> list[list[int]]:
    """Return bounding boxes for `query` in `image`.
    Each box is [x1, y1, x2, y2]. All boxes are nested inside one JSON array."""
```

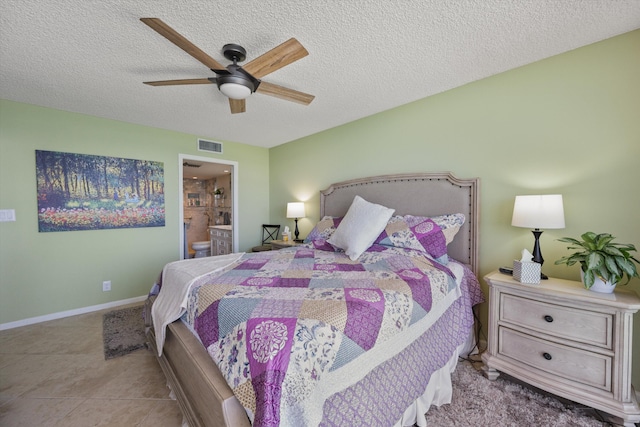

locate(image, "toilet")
[[192, 241, 211, 258]]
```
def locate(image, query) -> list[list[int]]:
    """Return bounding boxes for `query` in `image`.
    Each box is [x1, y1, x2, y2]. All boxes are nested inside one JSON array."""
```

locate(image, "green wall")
[[1, 29, 638, 388], [270, 31, 640, 386], [0, 100, 269, 324]]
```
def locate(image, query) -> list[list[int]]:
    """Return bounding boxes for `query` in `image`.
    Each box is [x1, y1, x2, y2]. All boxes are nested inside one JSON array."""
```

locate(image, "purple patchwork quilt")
[[182, 245, 482, 427]]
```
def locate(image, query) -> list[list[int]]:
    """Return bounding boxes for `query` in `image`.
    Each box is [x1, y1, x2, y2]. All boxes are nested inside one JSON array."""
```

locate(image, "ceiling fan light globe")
[[216, 71, 254, 99], [219, 82, 252, 100]]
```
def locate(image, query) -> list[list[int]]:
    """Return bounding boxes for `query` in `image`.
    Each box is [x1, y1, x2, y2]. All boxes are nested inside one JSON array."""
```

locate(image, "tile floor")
[[0, 304, 184, 427]]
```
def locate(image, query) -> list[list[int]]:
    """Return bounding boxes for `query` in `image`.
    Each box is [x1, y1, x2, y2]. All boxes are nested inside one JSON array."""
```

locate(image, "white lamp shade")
[[219, 82, 252, 100], [511, 194, 565, 229], [286, 202, 306, 218]]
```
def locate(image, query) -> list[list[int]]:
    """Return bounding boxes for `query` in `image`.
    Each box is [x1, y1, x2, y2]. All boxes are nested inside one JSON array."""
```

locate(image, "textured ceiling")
[[1, 1, 639, 148]]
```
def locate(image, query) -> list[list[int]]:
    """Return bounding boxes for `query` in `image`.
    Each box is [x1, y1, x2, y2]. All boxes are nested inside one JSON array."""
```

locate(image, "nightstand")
[[270, 239, 303, 250], [481, 270, 640, 426]]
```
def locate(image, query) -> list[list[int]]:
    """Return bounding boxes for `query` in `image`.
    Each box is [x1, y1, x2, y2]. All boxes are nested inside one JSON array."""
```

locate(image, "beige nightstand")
[[270, 239, 303, 250], [482, 270, 640, 426]]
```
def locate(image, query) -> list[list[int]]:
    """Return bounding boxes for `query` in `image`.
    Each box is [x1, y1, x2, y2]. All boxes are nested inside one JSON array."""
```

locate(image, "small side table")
[[482, 270, 640, 426], [270, 239, 303, 250]]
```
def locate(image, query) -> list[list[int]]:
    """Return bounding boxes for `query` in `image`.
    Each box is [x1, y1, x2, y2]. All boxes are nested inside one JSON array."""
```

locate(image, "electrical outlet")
[[102, 280, 111, 292]]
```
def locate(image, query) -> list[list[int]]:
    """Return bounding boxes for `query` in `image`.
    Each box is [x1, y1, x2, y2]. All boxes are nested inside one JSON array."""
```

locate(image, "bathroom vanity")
[[209, 225, 232, 256]]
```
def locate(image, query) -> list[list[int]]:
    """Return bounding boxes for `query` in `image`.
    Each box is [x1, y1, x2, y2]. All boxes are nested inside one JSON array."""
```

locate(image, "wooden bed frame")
[[147, 172, 480, 427]]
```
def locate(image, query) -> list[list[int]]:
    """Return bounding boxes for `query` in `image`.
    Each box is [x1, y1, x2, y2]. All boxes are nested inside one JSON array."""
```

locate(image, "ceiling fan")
[[140, 18, 315, 114]]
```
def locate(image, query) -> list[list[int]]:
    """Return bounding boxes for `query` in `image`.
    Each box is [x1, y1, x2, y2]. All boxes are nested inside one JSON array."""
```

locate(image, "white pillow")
[[328, 195, 395, 260]]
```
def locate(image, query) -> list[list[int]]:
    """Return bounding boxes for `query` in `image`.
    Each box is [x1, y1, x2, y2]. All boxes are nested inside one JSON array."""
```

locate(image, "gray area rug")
[[426, 360, 606, 426], [102, 305, 146, 359]]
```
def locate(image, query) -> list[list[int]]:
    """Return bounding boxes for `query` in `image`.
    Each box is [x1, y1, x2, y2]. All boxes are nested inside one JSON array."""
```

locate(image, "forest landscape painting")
[[36, 150, 165, 232]]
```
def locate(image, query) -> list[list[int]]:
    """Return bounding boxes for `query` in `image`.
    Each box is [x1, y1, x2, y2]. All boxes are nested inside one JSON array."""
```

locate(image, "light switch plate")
[[0, 209, 16, 222]]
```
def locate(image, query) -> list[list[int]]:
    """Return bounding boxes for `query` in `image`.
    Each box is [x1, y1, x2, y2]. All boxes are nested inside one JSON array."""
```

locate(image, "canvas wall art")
[[36, 150, 165, 232]]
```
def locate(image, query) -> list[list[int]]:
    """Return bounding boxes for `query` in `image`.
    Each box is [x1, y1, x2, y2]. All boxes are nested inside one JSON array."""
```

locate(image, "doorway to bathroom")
[[179, 154, 238, 259]]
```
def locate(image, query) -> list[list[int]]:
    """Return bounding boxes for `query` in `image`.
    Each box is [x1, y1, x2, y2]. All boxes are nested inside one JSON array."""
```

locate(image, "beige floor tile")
[[0, 304, 186, 426], [92, 352, 171, 399], [42, 310, 105, 329], [0, 396, 83, 427], [55, 398, 158, 427], [0, 353, 23, 370], [1, 354, 73, 398], [138, 400, 184, 427], [20, 353, 124, 398], [0, 325, 52, 354], [25, 324, 103, 355]]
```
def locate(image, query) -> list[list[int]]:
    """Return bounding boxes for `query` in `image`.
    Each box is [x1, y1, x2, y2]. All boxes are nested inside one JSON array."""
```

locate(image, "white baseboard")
[[0, 295, 147, 330]]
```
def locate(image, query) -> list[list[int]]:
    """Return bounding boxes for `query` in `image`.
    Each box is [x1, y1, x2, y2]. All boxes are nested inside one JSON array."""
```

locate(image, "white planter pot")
[[581, 270, 616, 294]]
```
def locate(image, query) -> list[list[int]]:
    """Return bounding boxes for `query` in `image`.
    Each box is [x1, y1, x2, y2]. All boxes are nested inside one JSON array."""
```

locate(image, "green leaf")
[[604, 256, 621, 278], [619, 243, 637, 252], [597, 264, 611, 282], [602, 246, 624, 257], [555, 251, 588, 266], [581, 232, 597, 242], [617, 257, 638, 278], [586, 252, 603, 270], [595, 234, 615, 250], [557, 237, 582, 246], [583, 269, 595, 288]]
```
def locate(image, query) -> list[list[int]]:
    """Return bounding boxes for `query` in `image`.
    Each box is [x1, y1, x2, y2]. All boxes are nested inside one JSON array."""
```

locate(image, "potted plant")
[[555, 232, 639, 293]]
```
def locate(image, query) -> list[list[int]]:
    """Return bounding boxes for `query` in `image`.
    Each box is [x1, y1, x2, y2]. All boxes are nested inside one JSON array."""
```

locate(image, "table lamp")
[[286, 202, 306, 242], [511, 194, 565, 267]]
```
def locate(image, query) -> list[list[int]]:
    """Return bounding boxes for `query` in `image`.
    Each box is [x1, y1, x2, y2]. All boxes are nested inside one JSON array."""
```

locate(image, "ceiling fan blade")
[[141, 18, 227, 71], [144, 78, 215, 86], [256, 81, 315, 105], [229, 98, 246, 114], [242, 38, 308, 79]]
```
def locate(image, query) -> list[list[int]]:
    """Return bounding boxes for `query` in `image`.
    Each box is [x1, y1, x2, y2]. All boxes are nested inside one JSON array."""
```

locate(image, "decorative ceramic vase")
[[581, 270, 616, 294]]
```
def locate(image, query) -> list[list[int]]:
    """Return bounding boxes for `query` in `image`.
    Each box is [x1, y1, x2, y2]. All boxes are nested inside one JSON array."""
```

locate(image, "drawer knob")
[[544, 315, 554, 323], [543, 352, 552, 360]]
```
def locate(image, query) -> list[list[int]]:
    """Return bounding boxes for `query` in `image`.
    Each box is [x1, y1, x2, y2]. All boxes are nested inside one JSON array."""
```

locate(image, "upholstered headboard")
[[320, 172, 479, 276]]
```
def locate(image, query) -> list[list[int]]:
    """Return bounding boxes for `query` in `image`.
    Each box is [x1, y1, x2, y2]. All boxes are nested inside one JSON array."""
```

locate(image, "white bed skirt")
[[394, 329, 475, 427]]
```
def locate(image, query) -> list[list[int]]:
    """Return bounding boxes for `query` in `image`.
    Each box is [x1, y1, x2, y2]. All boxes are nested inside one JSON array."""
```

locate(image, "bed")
[[146, 172, 482, 427]]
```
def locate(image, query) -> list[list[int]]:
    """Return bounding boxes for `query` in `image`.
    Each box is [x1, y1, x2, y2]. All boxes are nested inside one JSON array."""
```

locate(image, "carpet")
[[102, 305, 147, 359], [426, 360, 606, 426]]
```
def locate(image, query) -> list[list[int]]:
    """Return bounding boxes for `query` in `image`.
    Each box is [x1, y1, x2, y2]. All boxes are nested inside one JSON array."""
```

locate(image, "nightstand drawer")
[[498, 327, 612, 392], [500, 293, 612, 349]]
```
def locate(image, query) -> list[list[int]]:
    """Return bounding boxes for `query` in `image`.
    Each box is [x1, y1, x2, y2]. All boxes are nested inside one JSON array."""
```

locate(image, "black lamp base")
[[294, 218, 300, 241], [531, 229, 544, 265], [531, 229, 548, 279]]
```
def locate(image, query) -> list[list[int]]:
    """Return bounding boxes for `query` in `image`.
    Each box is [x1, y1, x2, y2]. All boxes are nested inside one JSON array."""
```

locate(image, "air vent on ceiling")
[[198, 139, 223, 154]]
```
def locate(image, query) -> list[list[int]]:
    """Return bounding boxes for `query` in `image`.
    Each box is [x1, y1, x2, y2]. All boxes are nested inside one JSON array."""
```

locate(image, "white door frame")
[[178, 153, 239, 259]]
